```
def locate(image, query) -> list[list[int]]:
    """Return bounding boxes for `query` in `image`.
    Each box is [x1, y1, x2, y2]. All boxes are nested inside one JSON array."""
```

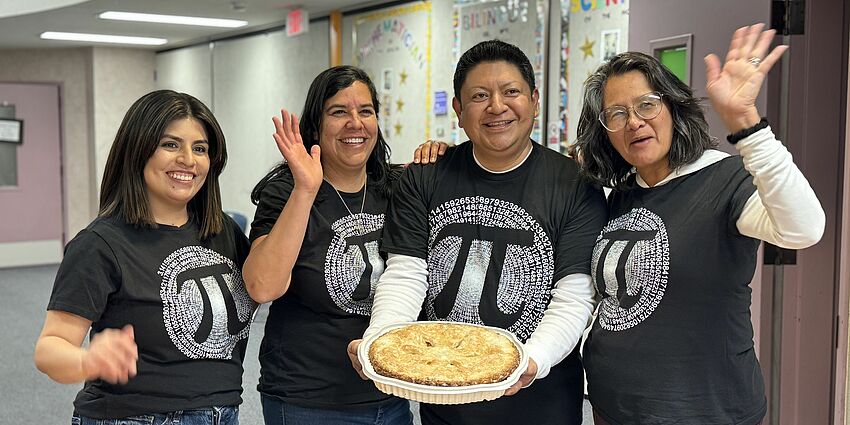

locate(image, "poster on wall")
[[354, 2, 431, 162], [562, 0, 629, 148], [452, 0, 548, 144], [601, 29, 620, 62]]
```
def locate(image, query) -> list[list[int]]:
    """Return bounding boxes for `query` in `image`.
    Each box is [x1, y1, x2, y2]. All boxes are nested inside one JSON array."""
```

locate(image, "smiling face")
[[453, 61, 539, 166], [143, 117, 210, 221], [602, 70, 674, 185], [317, 81, 379, 177]]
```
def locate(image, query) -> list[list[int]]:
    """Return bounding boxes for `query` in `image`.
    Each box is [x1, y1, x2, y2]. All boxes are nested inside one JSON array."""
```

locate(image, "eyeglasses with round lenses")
[[598, 92, 664, 132]]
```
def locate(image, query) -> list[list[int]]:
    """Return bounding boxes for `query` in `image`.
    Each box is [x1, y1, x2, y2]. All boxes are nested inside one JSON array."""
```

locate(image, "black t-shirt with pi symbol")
[[48, 215, 256, 418]]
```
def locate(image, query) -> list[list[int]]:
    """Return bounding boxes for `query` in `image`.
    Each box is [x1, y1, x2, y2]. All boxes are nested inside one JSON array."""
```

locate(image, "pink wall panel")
[[0, 83, 63, 243]]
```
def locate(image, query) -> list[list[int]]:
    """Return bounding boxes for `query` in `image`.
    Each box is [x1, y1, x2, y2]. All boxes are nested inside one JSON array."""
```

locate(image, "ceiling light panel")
[[98, 11, 247, 28], [40, 31, 167, 45]]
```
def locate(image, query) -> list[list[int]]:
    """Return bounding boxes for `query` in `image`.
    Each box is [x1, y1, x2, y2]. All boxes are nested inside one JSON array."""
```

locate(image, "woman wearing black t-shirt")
[[572, 25, 824, 425], [244, 66, 412, 425], [34, 90, 257, 424]]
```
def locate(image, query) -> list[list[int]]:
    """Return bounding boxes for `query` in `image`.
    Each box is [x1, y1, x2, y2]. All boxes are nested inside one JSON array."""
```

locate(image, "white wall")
[[92, 47, 156, 192], [156, 22, 331, 222], [213, 22, 331, 221], [155, 44, 213, 108]]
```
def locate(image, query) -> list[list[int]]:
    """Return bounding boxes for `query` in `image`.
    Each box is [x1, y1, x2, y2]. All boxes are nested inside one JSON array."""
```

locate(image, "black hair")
[[252, 65, 397, 204], [453, 39, 536, 101], [99, 90, 226, 239]]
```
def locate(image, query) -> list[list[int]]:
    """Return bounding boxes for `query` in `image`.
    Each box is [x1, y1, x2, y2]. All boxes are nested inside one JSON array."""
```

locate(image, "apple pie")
[[368, 323, 520, 387]]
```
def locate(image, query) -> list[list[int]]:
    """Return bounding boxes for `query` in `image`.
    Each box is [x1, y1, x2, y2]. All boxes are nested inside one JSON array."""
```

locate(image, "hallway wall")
[[0, 47, 156, 244], [155, 21, 331, 223], [155, 44, 213, 108], [91, 47, 156, 192], [0, 48, 95, 239]]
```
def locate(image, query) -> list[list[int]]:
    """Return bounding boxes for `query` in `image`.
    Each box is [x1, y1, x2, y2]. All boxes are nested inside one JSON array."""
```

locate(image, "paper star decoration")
[[399, 70, 408, 84], [396, 99, 405, 112], [394, 121, 403, 135], [580, 37, 595, 59]]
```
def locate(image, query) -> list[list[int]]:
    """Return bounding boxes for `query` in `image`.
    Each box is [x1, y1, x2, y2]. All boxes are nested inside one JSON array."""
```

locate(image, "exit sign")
[[286, 8, 309, 37]]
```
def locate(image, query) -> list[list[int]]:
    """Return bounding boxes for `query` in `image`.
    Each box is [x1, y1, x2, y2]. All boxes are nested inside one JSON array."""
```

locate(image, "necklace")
[[326, 174, 367, 229]]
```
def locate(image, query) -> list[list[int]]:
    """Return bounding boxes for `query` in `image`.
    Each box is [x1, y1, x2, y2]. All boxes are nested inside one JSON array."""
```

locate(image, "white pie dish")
[[358, 321, 529, 405]]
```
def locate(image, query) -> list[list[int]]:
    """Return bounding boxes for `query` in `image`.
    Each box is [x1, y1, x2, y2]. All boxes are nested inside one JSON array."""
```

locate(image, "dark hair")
[[252, 65, 395, 204], [99, 90, 227, 239], [453, 39, 536, 101], [572, 51, 715, 188]]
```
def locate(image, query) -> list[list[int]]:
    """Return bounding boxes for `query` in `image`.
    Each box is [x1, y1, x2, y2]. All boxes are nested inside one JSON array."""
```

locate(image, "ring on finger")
[[747, 57, 762, 67]]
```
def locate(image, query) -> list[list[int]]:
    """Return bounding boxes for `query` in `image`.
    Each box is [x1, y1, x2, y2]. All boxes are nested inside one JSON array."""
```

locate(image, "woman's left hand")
[[704, 23, 788, 133], [272, 108, 323, 193]]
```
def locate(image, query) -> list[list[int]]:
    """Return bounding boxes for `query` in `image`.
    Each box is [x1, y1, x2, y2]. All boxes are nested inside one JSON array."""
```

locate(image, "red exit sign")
[[286, 8, 309, 37]]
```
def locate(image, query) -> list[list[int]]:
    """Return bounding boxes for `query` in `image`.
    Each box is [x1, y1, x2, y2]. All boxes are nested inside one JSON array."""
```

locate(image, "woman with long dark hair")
[[244, 66, 412, 425], [34, 90, 257, 424]]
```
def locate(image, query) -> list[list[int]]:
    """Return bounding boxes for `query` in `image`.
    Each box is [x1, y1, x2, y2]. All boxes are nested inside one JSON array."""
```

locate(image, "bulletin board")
[[564, 0, 629, 147], [452, 0, 548, 144], [353, 2, 432, 161]]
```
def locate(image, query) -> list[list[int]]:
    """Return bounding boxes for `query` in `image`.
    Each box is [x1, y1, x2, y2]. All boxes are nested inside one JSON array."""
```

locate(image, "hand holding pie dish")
[[358, 322, 528, 404]]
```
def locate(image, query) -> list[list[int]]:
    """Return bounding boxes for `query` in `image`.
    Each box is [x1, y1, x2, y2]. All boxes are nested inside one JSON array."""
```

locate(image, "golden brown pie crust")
[[368, 323, 520, 387]]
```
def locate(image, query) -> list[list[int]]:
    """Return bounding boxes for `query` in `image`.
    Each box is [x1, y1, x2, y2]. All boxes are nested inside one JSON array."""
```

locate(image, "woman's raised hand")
[[272, 108, 323, 193], [704, 23, 788, 133]]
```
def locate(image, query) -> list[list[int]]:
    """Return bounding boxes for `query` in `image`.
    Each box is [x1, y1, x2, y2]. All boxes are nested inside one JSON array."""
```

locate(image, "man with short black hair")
[[350, 39, 607, 425]]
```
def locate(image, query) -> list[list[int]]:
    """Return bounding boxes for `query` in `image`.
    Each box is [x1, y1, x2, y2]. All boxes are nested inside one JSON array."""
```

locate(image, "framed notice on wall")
[[353, 2, 432, 162], [0, 119, 23, 144]]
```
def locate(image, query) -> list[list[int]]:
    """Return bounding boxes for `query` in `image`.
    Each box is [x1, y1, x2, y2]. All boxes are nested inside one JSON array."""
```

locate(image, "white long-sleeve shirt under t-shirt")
[[364, 126, 823, 385], [363, 143, 603, 383], [635, 126, 824, 248], [365, 255, 595, 381]]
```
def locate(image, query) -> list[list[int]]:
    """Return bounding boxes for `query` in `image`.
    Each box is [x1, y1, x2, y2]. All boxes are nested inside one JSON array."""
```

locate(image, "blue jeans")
[[261, 395, 413, 425], [72, 406, 238, 425]]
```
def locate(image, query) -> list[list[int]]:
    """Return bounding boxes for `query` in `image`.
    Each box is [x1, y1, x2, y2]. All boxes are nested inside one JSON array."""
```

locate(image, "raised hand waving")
[[272, 108, 324, 193], [704, 23, 788, 133]]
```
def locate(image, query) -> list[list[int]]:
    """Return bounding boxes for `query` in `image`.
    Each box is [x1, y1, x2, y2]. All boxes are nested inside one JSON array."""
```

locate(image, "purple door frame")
[[0, 82, 64, 267]]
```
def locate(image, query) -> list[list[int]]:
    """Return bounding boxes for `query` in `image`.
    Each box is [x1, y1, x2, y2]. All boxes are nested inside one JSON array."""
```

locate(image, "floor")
[[0, 264, 592, 424]]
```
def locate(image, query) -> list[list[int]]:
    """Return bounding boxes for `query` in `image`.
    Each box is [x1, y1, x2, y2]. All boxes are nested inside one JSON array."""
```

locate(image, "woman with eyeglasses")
[[572, 25, 824, 425]]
